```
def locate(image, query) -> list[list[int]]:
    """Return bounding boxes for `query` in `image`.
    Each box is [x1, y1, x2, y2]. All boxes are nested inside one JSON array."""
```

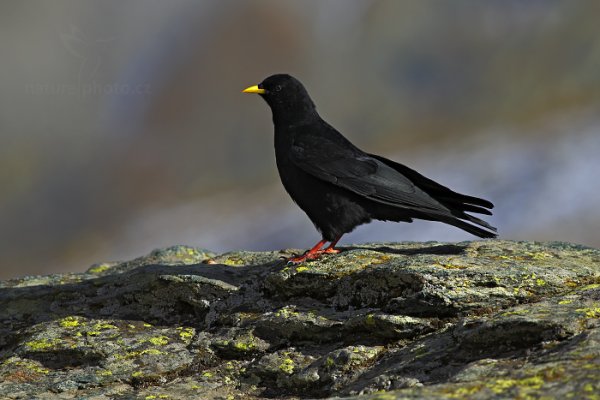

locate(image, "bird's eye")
[[275, 85, 282, 92]]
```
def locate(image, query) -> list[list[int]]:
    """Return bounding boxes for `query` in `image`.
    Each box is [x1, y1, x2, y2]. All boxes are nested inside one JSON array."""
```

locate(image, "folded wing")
[[290, 135, 497, 237]]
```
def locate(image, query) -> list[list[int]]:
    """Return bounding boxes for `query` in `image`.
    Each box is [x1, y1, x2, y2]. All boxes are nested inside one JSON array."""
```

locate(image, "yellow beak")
[[242, 85, 265, 94]]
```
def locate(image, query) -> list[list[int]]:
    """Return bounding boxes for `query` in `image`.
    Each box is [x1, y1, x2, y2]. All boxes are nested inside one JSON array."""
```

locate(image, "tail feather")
[[437, 197, 493, 215], [457, 212, 497, 232], [443, 216, 498, 238], [369, 153, 498, 238]]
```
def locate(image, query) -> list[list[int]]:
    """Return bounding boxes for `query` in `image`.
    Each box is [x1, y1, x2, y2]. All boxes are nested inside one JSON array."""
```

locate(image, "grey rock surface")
[[1, 241, 599, 399]]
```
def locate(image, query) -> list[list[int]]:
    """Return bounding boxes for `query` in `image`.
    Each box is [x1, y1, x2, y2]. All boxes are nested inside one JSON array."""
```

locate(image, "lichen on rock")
[[1, 241, 600, 399]]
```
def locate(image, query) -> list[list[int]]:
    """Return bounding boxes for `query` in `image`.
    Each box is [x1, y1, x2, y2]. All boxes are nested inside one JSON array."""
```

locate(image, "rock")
[[0, 241, 599, 399]]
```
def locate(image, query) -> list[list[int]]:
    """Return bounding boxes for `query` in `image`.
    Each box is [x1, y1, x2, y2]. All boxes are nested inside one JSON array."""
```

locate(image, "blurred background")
[[2, 0, 600, 279]]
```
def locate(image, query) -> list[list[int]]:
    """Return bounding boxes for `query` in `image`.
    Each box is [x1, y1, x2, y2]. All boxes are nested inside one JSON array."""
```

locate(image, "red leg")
[[286, 236, 344, 263], [286, 239, 327, 263], [322, 235, 342, 254]]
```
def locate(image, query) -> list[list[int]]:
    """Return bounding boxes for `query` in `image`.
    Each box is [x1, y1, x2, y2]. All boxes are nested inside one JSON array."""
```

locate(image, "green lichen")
[[279, 357, 295, 374], [502, 309, 530, 316], [487, 375, 544, 394], [275, 307, 300, 319], [578, 283, 600, 291], [140, 348, 166, 356], [365, 314, 376, 326], [88, 263, 112, 274], [93, 322, 118, 330], [59, 316, 83, 328], [115, 348, 167, 360], [526, 251, 553, 260], [147, 335, 169, 346], [444, 385, 482, 398], [2, 358, 50, 375], [177, 327, 195, 342], [575, 306, 600, 318], [232, 340, 256, 352], [24, 338, 61, 351], [96, 369, 113, 376]]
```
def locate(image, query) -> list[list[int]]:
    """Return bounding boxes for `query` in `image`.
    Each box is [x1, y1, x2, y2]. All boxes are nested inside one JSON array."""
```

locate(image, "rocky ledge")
[[1, 240, 600, 399]]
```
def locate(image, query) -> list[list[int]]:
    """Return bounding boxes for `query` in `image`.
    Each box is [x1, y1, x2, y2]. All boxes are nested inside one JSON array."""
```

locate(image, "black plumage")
[[243, 74, 497, 262]]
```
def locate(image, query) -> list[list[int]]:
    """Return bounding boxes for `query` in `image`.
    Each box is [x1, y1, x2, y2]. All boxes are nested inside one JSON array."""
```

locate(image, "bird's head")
[[243, 74, 317, 122]]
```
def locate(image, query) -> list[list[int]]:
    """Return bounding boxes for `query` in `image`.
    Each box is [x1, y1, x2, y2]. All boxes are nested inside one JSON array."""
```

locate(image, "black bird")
[[243, 74, 497, 262]]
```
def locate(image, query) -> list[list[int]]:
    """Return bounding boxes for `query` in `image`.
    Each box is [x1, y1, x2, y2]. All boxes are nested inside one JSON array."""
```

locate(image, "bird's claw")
[[284, 248, 340, 264]]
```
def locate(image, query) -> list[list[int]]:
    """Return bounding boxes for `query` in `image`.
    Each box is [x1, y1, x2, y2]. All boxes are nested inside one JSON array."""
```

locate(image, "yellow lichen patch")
[[575, 306, 600, 319], [279, 357, 295, 374], [370, 255, 392, 265], [147, 335, 169, 346], [59, 316, 83, 329], [559, 299, 573, 305], [88, 263, 112, 274], [1, 358, 49, 378], [140, 348, 166, 356], [525, 251, 553, 260], [444, 384, 482, 398], [584, 383, 595, 392], [295, 266, 310, 273], [433, 258, 469, 270], [132, 371, 144, 378], [143, 323, 152, 328], [177, 327, 195, 342], [115, 348, 167, 360], [502, 309, 530, 317], [96, 369, 113, 376], [565, 280, 580, 288], [487, 375, 544, 394], [365, 314, 376, 326], [579, 283, 600, 292], [220, 257, 246, 266], [202, 372, 213, 378], [232, 341, 256, 352], [93, 322, 118, 331], [24, 338, 61, 351], [274, 307, 300, 319]]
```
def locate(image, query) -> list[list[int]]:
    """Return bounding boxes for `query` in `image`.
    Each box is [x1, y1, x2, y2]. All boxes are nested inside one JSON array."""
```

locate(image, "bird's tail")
[[442, 216, 498, 239]]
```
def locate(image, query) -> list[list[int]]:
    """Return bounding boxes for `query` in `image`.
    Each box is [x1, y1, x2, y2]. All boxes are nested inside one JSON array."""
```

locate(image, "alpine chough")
[[243, 74, 497, 263]]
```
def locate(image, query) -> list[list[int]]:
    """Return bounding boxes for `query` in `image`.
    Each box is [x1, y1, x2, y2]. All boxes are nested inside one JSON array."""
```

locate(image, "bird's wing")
[[290, 136, 450, 213]]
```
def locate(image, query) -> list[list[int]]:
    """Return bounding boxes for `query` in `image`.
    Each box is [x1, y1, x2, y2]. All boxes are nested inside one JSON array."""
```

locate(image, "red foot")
[[284, 237, 343, 264], [286, 251, 323, 264], [322, 248, 340, 254]]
